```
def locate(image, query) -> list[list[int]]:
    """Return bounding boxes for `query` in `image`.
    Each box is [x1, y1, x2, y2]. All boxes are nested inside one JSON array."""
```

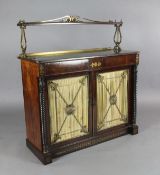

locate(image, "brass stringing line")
[[73, 114, 84, 128], [98, 76, 112, 96], [71, 76, 87, 105], [47, 81, 68, 104], [99, 105, 111, 129], [103, 82, 112, 96], [71, 83, 83, 105], [80, 17, 112, 23], [102, 105, 111, 123], [57, 115, 68, 136], [56, 88, 69, 105], [115, 73, 125, 95], [102, 99, 111, 118], [115, 104, 124, 118]]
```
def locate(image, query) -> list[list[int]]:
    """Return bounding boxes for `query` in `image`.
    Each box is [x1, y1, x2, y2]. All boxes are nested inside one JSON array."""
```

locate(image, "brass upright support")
[[19, 20, 27, 57], [114, 22, 122, 53]]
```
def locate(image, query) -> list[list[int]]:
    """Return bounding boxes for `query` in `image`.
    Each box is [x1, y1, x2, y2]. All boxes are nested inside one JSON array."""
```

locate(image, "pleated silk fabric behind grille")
[[97, 69, 128, 130], [48, 70, 128, 143], [48, 76, 89, 143]]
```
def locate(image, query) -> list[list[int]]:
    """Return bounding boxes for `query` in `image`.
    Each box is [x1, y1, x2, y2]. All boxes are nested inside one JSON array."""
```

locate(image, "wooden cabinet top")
[[18, 48, 139, 64]]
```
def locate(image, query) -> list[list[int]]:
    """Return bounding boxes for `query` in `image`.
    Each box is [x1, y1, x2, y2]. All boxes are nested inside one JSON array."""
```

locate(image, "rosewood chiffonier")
[[17, 15, 139, 164]]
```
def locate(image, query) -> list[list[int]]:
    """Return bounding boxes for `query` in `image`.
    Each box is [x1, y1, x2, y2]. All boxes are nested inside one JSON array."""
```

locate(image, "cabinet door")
[[47, 75, 90, 144], [96, 69, 129, 131]]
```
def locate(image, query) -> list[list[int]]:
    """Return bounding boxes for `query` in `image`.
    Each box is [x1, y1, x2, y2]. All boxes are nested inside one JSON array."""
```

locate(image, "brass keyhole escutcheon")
[[90, 61, 102, 68]]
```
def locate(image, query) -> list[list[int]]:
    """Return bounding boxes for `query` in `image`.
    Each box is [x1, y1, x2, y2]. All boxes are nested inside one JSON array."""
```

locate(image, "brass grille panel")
[[48, 75, 89, 143], [97, 69, 128, 130]]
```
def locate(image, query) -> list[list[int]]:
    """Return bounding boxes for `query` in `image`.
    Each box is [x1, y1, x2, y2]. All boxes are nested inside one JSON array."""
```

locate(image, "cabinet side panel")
[[21, 60, 42, 151]]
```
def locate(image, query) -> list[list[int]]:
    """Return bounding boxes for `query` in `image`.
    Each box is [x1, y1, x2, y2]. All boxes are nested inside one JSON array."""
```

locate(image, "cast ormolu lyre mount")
[[17, 15, 123, 58]]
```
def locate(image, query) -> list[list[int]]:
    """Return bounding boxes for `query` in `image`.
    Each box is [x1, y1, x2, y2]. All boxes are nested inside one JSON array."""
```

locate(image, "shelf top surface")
[[18, 48, 139, 63]]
